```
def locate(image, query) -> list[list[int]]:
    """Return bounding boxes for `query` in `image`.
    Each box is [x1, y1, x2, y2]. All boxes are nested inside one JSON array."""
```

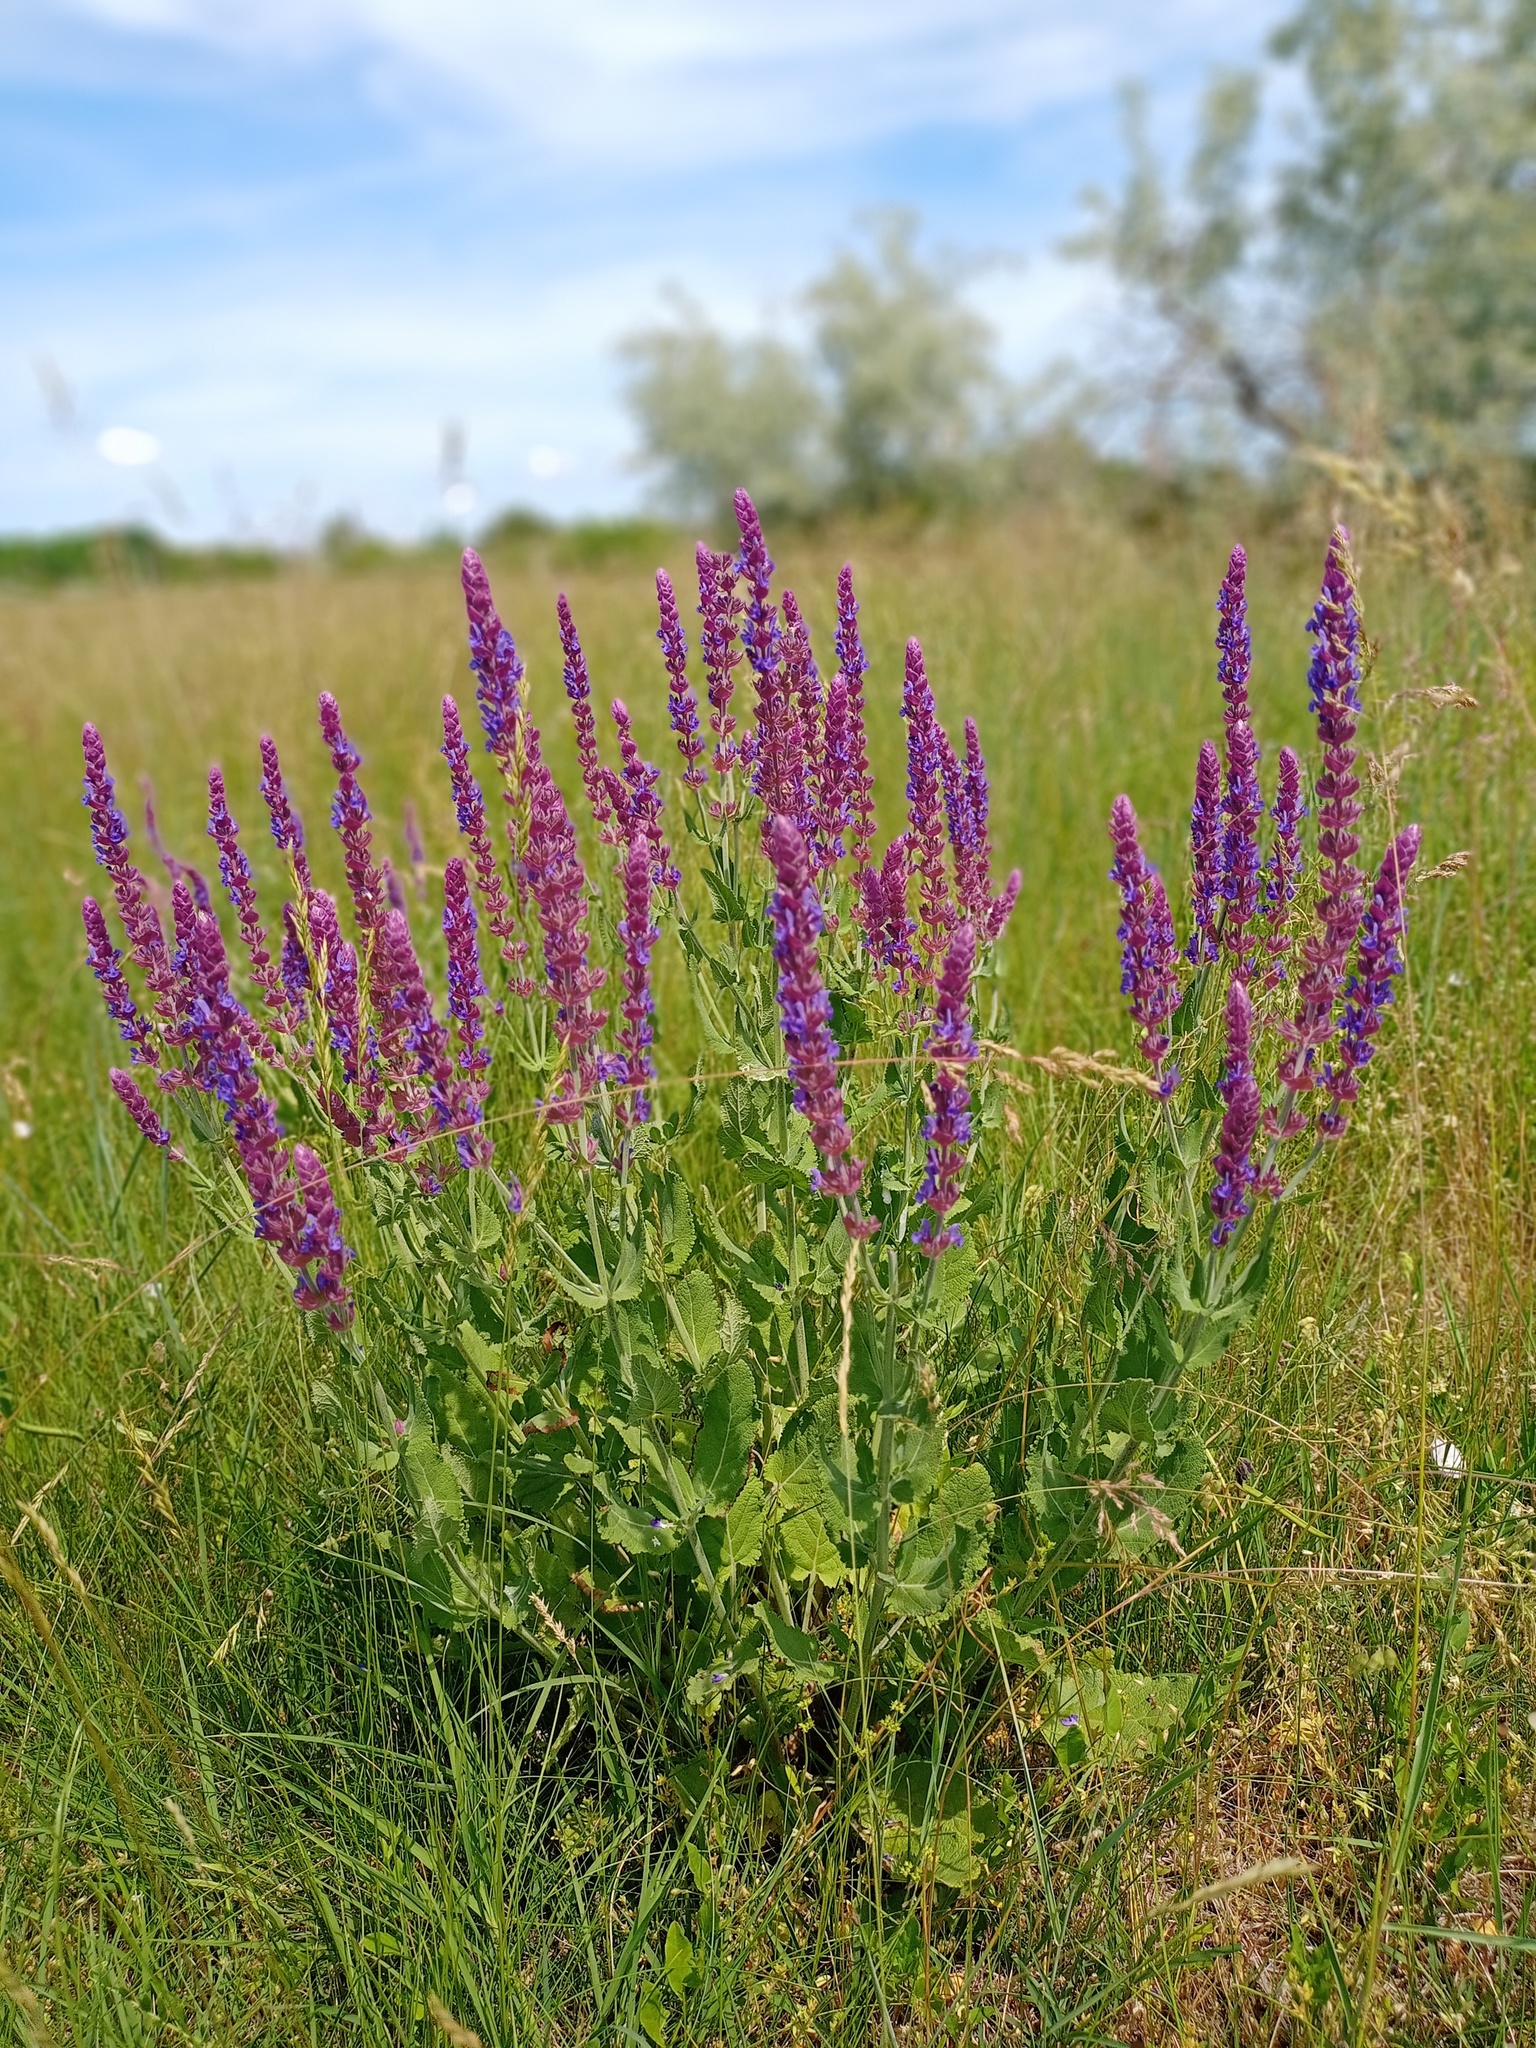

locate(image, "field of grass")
[[1, 491, 1534, 2045]]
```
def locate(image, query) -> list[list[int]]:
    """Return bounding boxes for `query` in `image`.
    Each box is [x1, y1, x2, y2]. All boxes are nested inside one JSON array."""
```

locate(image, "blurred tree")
[[807, 209, 1002, 509], [618, 216, 1006, 519], [1075, 0, 1536, 473], [617, 292, 828, 525]]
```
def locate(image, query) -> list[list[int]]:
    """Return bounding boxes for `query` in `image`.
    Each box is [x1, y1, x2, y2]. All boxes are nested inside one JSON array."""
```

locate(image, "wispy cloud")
[[8, 1, 1290, 538]]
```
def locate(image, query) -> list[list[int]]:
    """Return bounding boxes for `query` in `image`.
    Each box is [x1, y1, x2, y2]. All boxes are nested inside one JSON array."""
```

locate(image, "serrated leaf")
[[688, 1360, 752, 1505], [600, 1501, 683, 1556], [779, 1508, 847, 1586], [668, 1270, 721, 1370], [625, 1352, 681, 1425], [659, 1177, 696, 1273]]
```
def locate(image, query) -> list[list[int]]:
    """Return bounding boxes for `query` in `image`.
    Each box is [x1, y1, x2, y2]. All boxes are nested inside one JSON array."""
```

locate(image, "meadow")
[[1, 487, 1533, 2046]]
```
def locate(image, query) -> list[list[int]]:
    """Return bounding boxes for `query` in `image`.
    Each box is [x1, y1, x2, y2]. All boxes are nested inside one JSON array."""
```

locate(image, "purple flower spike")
[[286, 1143, 355, 1326], [258, 735, 312, 893], [1108, 795, 1182, 1092], [914, 920, 977, 1257], [1222, 719, 1264, 975], [318, 692, 388, 940], [763, 814, 865, 1203], [441, 694, 526, 992], [656, 569, 708, 788], [1188, 740, 1222, 965], [1261, 746, 1306, 989], [1278, 530, 1365, 1096], [207, 767, 293, 1028], [443, 857, 493, 1168], [1217, 545, 1251, 730], [403, 803, 427, 899], [815, 670, 854, 867], [1321, 823, 1421, 1136], [696, 543, 742, 786], [1221, 979, 1253, 1102], [834, 565, 876, 876], [556, 594, 612, 832], [110, 1068, 181, 1159], [522, 734, 608, 1122], [780, 590, 822, 835], [610, 698, 679, 891], [371, 908, 449, 1138], [280, 902, 311, 1007], [1209, 1072, 1261, 1246], [615, 827, 658, 1128], [901, 639, 955, 994], [83, 897, 157, 1066], [81, 723, 179, 1025], [142, 782, 212, 911], [857, 835, 917, 988], [461, 547, 524, 766]]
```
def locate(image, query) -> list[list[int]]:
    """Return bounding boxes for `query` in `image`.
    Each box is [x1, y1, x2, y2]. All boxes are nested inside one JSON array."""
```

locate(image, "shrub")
[[75, 495, 1417, 1881]]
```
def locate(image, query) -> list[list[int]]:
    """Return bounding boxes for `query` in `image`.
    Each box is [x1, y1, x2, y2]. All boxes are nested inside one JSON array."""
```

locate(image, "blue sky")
[[4, 1, 1292, 541]]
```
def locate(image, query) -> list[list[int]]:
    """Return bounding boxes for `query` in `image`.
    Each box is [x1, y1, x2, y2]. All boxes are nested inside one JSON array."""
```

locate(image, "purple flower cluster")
[[461, 546, 524, 766], [318, 693, 388, 941], [522, 730, 607, 1122], [1108, 796, 1181, 1093], [258, 735, 312, 892], [443, 857, 493, 1167], [834, 565, 876, 878], [1188, 740, 1223, 965], [656, 570, 708, 789], [914, 921, 977, 1256], [83, 896, 156, 1067], [764, 815, 868, 1212], [1321, 824, 1421, 1136], [557, 594, 612, 833], [901, 639, 955, 993], [1278, 530, 1366, 1099], [857, 835, 919, 989], [615, 828, 658, 1128], [207, 767, 292, 1029], [1260, 746, 1306, 989], [696, 542, 742, 787], [441, 693, 526, 992]]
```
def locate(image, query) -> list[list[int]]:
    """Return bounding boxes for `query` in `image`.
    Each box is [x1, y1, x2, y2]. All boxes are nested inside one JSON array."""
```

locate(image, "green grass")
[[2, 494, 1535, 2045]]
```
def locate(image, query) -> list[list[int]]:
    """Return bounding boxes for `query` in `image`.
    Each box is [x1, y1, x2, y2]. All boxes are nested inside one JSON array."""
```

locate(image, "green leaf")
[[779, 1508, 847, 1586], [668, 1270, 721, 1370], [692, 1358, 756, 1506], [755, 1601, 832, 1685], [698, 1476, 765, 1574], [659, 1176, 696, 1273], [399, 1431, 464, 1539], [663, 1923, 697, 1999], [637, 1985, 668, 2046], [600, 1502, 683, 1557], [625, 1352, 682, 1425]]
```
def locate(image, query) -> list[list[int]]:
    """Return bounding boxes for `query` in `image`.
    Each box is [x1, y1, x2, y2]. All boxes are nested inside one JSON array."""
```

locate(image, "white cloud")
[[56, 0, 1276, 172]]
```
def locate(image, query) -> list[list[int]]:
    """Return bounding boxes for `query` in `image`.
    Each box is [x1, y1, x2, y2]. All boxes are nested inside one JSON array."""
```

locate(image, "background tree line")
[[619, 0, 1536, 524]]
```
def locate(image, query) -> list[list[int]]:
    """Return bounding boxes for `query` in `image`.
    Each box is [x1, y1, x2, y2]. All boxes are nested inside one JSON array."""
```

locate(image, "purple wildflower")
[[443, 857, 493, 1167], [1221, 978, 1253, 1103], [834, 565, 876, 877], [656, 569, 708, 788], [1108, 795, 1182, 1093], [1260, 746, 1306, 989], [369, 909, 445, 1138], [696, 542, 742, 786], [286, 1143, 355, 1325], [856, 836, 917, 989], [1188, 740, 1222, 965], [763, 815, 865, 1205], [1217, 545, 1251, 730], [142, 781, 212, 911], [901, 639, 955, 993], [615, 827, 658, 1128], [280, 902, 311, 1007], [780, 589, 822, 837], [110, 1068, 180, 1158], [1320, 824, 1421, 1136], [1278, 530, 1365, 1096], [317, 692, 388, 941], [914, 920, 977, 1256], [1222, 719, 1264, 976], [815, 670, 854, 867], [441, 693, 526, 991], [522, 731, 607, 1122], [461, 546, 525, 766], [1209, 1073, 1261, 1246], [81, 723, 179, 1027], [83, 897, 157, 1065], [611, 699, 679, 890], [556, 594, 611, 832], [206, 767, 293, 1028], [258, 735, 312, 893], [403, 803, 427, 899]]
